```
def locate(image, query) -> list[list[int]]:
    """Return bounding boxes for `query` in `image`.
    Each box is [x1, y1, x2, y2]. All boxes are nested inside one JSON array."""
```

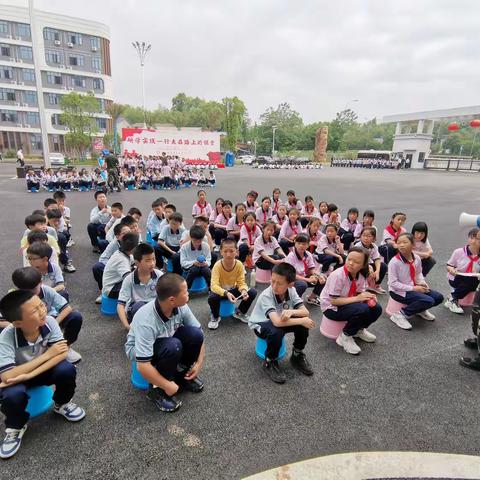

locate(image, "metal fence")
[[424, 158, 480, 172]]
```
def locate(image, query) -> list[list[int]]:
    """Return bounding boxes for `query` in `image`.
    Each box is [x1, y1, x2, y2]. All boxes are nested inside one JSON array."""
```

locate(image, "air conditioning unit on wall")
[[54, 40, 61, 46], [67, 42, 73, 48]]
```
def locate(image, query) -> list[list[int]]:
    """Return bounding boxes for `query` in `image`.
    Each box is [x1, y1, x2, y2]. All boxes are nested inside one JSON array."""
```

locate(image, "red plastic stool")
[[386, 298, 406, 316], [320, 315, 346, 339]]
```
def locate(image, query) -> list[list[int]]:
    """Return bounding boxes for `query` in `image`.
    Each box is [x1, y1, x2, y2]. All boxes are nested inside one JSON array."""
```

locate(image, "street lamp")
[[272, 126, 277, 159], [132, 41, 152, 129]]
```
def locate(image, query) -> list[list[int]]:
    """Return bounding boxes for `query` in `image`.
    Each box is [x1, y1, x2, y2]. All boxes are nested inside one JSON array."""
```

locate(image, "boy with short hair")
[[21, 213, 60, 255], [52, 191, 74, 247], [179, 225, 212, 289], [146, 197, 168, 241], [102, 233, 139, 299], [104, 202, 124, 238], [117, 243, 163, 330], [87, 191, 111, 253], [156, 212, 186, 262], [0, 290, 85, 459], [248, 263, 315, 384], [92, 223, 131, 303], [11, 267, 83, 364], [26, 243, 68, 300], [125, 273, 205, 412], [23, 231, 59, 267], [46, 209, 76, 273], [208, 238, 257, 330]]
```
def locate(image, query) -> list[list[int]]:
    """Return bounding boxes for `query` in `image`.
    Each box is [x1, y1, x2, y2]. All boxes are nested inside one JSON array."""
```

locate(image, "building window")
[[96, 118, 107, 129], [0, 44, 11, 57], [72, 76, 86, 88], [0, 89, 16, 101], [46, 50, 62, 64], [91, 57, 101, 70], [17, 24, 30, 38], [90, 37, 100, 50], [51, 113, 64, 126], [92, 78, 103, 90], [22, 69, 35, 82], [30, 133, 42, 150], [98, 98, 105, 111], [19, 46, 33, 60], [26, 111, 39, 126], [48, 93, 60, 105], [0, 66, 12, 79], [69, 55, 84, 67], [1, 110, 18, 122], [24, 91, 37, 104], [0, 21, 8, 35], [67, 32, 82, 45], [47, 72, 62, 85], [43, 27, 60, 41]]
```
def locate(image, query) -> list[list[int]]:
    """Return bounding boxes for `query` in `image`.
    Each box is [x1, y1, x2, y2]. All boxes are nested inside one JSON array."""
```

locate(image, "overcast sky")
[[29, 0, 480, 123]]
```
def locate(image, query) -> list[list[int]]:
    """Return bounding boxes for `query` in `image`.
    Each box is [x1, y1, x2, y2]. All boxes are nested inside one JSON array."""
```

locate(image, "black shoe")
[[262, 359, 286, 384], [92, 247, 100, 253], [178, 376, 204, 393], [290, 351, 314, 376], [146, 387, 182, 412], [459, 356, 480, 371], [464, 337, 478, 350]]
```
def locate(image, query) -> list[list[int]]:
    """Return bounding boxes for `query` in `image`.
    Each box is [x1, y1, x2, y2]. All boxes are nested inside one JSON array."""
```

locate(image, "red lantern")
[[470, 119, 480, 128], [448, 122, 460, 131]]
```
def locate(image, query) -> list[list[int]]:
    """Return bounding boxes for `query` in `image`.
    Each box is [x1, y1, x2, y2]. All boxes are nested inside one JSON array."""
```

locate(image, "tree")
[[222, 97, 247, 151], [60, 92, 100, 160], [105, 102, 125, 153]]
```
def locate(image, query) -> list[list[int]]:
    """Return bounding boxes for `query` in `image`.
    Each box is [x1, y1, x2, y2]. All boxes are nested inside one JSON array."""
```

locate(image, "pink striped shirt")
[[388, 254, 424, 297], [192, 202, 213, 218], [255, 207, 273, 225], [238, 224, 262, 247], [320, 267, 366, 312], [447, 246, 480, 281], [253, 235, 280, 263], [279, 220, 302, 241], [285, 250, 316, 276]]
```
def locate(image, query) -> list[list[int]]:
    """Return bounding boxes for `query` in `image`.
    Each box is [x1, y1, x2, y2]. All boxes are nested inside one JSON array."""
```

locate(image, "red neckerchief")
[[290, 221, 299, 235], [396, 253, 415, 284], [348, 220, 357, 232], [296, 250, 310, 276], [236, 216, 244, 229], [343, 266, 357, 297], [386, 224, 402, 241], [465, 246, 479, 273], [305, 205, 314, 214], [262, 209, 268, 224], [273, 199, 279, 212], [277, 215, 286, 226], [289, 201, 297, 208], [196, 201, 206, 215], [246, 224, 257, 245]]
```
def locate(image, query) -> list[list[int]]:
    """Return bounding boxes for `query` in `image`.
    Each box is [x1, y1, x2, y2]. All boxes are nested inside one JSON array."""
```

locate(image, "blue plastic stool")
[[219, 299, 236, 318], [101, 294, 118, 316], [26, 386, 54, 418], [146, 231, 156, 247], [255, 336, 287, 361], [189, 276, 208, 293], [127, 184, 135, 190], [131, 363, 149, 390]]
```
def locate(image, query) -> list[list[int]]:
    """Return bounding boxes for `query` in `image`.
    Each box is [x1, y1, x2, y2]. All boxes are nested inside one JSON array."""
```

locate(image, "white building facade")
[[0, 4, 112, 155]]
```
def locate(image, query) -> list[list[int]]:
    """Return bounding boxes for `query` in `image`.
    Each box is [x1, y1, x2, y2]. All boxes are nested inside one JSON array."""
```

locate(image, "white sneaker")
[[354, 329, 376, 342], [390, 312, 412, 330], [95, 295, 102, 304], [417, 309, 436, 321], [66, 347, 82, 364], [64, 262, 76, 273], [67, 238, 75, 247], [336, 332, 361, 355], [233, 310, 249, 323], [0, 425, 27, 459], [445, 297, 464, 314], [208, 314, 220, 330], [53, 402, 86, 422]]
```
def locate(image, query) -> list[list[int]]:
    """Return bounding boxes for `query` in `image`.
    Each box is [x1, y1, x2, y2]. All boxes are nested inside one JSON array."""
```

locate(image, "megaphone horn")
[[459, 212, 480, 228]]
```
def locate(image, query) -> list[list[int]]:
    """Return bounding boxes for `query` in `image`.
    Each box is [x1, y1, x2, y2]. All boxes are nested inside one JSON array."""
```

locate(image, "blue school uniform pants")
[[448, 276, 479, 301], [151, 326, 204, 380], [323, 302, 382, 336], [389, 290, 444, 317], [0, 360, 76, 429], [208, 288, 257, 318], [254, 320, 309, 361]]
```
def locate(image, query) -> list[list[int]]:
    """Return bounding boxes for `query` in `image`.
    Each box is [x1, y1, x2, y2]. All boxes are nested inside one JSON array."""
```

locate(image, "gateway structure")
[[379, 105, 480, 169]]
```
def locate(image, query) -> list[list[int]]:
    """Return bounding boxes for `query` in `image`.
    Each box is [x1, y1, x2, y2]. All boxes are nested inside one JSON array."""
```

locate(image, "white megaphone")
[[459, 212, 480, 228]]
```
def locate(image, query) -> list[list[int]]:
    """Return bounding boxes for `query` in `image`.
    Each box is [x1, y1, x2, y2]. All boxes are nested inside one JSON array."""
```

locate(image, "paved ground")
[[0, 164, 479, 479]]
